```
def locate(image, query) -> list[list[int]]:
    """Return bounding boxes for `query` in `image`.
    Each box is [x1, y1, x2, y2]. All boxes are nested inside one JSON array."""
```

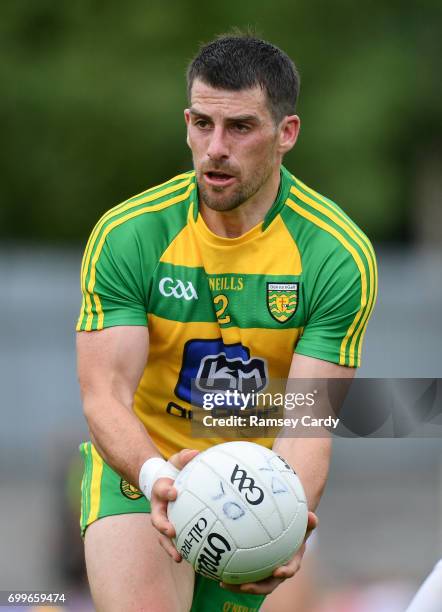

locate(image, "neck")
[[199, 166, 281, 238]]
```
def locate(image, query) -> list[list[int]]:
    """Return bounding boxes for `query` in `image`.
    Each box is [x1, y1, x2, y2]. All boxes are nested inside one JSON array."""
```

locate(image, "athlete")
[[76, 34, 377, 612]]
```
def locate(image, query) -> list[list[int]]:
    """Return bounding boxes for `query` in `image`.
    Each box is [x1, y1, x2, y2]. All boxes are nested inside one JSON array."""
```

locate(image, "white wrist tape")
[[139, 457, 179, 500]]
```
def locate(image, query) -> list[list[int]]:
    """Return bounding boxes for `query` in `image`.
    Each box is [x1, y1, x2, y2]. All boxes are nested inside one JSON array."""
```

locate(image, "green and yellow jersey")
[[77, 166, 377, 458]]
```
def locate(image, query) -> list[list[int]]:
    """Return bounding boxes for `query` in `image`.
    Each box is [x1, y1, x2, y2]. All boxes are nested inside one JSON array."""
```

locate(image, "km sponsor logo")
[[196, 353, 267, 394]]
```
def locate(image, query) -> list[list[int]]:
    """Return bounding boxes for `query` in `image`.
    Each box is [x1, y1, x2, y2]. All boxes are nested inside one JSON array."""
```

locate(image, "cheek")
[[188, 132, 207, 158], [240, 138, 275, 167]]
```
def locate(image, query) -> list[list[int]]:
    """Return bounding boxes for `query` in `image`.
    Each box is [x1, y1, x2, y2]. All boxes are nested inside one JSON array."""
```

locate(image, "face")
[[185, 79, 299, 212]]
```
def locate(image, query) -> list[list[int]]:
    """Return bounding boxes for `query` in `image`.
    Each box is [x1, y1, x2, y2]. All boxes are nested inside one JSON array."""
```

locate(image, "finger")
[[152, 482, 179, 532], [153, 477, 177, 501], [272, 556, 301, 579], [242, 577, 284, 595], [168, 448, 200, 471], [158, 534, 182, 562], [272, 566, 296, 579], [221, 577, 284, 595], [306, 511, 318, 534], [219, 583, 245, 594], [271, 547, 303, 579], [151, 513, 175, 537], [150, 499, 176, 536]]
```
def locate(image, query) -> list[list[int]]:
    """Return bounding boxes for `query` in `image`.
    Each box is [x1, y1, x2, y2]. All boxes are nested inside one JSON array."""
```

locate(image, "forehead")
[[189, 79, 271, 120]]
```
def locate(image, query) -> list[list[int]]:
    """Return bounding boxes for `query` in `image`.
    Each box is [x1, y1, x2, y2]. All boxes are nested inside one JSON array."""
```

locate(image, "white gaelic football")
[[167, 441, 308, 584]]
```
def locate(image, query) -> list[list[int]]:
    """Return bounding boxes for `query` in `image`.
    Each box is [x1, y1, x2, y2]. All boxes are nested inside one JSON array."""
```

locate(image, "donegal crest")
[[120, 478, 143, 500], [267, 282, 299, 323]]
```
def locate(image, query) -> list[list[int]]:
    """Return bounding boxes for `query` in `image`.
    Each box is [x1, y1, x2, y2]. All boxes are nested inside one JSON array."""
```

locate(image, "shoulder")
[[81, 171, 195, 285], [83, 171, 195, 263], [284, 176, 378, 367], [95, 170, 195, 240], [281, 173, 376, 279]]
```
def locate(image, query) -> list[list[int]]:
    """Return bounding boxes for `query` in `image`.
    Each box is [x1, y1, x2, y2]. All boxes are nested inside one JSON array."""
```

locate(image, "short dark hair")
[[186, 33, 300, 124]]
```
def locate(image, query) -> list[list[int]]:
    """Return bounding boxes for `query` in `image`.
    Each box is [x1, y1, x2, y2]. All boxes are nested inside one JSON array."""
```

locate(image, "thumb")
[[169, 448, 199, 470]]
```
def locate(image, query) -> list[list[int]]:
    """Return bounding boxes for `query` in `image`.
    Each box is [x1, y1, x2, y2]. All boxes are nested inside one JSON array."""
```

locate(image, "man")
[[76, 34, 377, 612]]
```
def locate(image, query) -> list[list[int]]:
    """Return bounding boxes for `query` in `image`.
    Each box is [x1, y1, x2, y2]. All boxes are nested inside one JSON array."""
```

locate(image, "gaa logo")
[[120, 478, 143, 500], [159, 277, 198, 301], [231, 464, 265, 505]]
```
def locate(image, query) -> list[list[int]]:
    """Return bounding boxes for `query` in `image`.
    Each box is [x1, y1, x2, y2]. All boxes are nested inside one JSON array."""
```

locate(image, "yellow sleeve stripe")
[[125, 171, 194, 203], [87, 445, 104, 525], [287, 196, 373, 367], [79, 444, 88, 528], [81, 174, 192, 289], [77, 176, 194, 330], [78, 296, 86, 329], [294, 178, 378, 267], [290, 182, 377, 366], [79, 182, 195, 331], [82, 291, 94, 333], [78, 172, 193, 297], [92, 293, 104, 331], [295, 179, 373, 243]]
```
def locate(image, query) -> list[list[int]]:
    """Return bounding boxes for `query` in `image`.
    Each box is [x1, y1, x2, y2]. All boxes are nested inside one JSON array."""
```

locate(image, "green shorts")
[[80, 442, 265, 612]]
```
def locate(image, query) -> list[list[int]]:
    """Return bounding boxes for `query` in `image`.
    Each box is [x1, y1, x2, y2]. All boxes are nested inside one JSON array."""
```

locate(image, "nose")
[[206, 126, 229, 161]]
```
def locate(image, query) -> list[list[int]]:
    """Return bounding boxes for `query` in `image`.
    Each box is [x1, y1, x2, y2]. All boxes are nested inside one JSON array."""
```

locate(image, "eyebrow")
[[189, 108, 260, 124]]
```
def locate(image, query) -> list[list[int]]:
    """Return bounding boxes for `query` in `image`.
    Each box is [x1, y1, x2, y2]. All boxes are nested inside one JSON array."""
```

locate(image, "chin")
[[198, 183, 243, 212], [204, 198, 243, 213]]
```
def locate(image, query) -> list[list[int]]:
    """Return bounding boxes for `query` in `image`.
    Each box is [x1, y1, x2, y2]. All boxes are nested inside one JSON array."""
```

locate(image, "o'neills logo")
[[196, 532, 232, 580], [180, 517, 208, 560]]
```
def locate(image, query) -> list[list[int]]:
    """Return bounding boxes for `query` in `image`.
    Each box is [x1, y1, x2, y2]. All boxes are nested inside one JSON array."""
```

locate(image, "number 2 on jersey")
[[214, 294, 231, 324]]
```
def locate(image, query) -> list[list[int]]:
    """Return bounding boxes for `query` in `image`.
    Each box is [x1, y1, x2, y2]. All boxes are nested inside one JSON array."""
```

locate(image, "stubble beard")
[[197, 164, 274, 213]]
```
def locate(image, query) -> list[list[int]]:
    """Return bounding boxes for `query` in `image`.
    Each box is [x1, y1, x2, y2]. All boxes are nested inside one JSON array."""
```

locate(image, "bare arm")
[[77, 325, 160, 487], [272, 353, 355, 510], [221, 354, 355, 596]]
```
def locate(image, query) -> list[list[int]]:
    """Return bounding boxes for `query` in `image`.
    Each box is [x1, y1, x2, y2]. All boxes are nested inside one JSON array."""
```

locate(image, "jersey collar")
[[190, 164, 292, 231]]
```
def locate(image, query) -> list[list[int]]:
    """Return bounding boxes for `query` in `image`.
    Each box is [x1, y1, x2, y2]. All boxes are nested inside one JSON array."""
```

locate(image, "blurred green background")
[[1, 0, 441, 244], [1, 4, 442, 606]]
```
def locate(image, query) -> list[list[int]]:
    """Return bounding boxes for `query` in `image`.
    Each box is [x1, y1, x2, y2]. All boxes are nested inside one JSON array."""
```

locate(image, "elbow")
[[79, 386, 103, 426]]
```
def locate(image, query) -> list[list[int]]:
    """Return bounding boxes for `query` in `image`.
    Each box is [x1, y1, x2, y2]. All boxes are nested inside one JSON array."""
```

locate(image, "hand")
[[220, 511, 318, 596], [150, 448, 199, 562]]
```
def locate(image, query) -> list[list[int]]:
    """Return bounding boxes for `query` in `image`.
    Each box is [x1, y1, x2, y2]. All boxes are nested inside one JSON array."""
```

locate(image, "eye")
[[232, 123, 251, 133], [194, 119, 211, 130]]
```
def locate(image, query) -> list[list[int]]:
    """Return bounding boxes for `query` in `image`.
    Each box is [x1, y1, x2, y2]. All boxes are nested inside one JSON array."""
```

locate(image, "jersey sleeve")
[[76, 223, 150, 331], [295, 244, 377, 367]]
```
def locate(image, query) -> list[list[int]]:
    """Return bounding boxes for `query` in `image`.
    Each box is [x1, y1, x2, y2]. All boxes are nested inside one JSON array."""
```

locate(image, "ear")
[[184, 109, 191, 148], [278, 115, 301, 155]]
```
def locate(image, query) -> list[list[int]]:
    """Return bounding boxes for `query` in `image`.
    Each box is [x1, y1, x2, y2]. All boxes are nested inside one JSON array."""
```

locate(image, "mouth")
[[203, 171, 236, 188]]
